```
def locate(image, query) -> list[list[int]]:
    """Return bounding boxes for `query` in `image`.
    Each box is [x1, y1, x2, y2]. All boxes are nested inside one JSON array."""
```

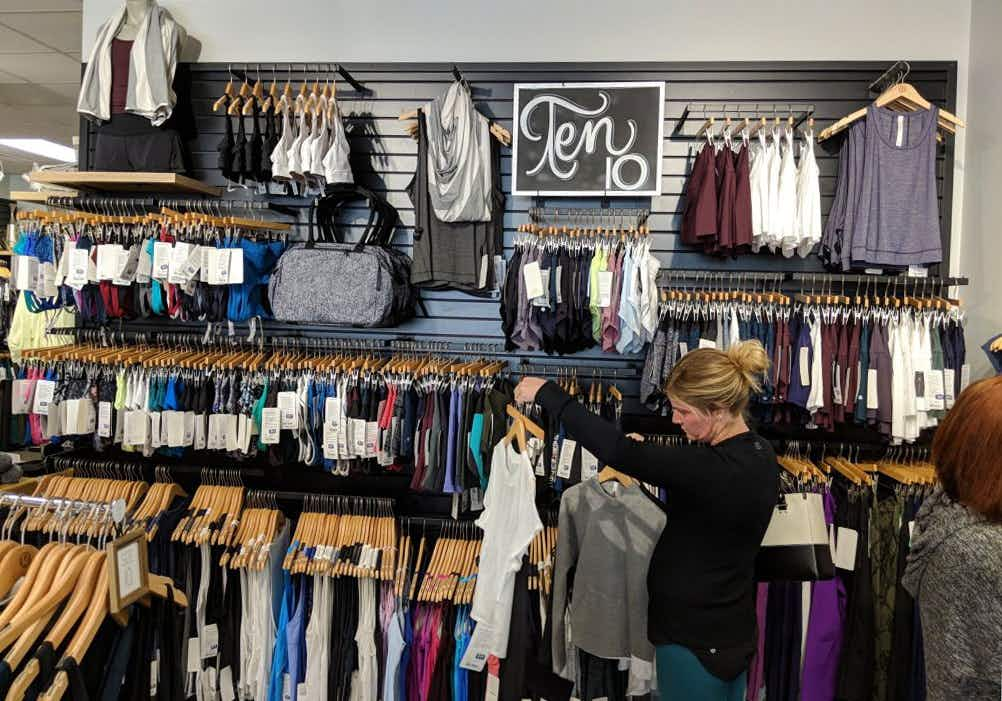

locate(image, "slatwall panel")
[[79, 61, 958, 420]]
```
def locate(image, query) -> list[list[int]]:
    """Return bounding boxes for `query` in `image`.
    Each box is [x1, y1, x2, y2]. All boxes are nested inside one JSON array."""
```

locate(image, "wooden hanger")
[[597, 464, 635, 487], [819, 81, 964, 142]]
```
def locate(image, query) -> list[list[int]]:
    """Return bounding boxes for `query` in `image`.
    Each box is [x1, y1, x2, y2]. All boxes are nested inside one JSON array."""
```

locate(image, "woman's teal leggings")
[[656, 645, 747, 701]]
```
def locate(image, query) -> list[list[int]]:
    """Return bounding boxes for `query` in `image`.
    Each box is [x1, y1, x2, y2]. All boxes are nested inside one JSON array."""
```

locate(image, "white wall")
[[81, 0, 975, 295], [960, 0, 1002, 379]]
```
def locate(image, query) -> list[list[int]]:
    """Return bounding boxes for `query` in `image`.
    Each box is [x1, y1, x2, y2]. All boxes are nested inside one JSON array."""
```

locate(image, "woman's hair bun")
[[727, 340, 770, 378]]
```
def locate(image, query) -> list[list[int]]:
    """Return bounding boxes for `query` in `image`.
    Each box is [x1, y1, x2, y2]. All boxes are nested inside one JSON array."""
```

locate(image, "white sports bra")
[[322, 101, 353, 185], [269, 105, 294, 181], [287, 101, 309, 178], [309, 98, 330, 182]]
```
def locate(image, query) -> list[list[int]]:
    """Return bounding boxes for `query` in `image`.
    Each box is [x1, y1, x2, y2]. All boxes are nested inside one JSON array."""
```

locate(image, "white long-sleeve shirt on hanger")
[[777, 130, 799, 258]]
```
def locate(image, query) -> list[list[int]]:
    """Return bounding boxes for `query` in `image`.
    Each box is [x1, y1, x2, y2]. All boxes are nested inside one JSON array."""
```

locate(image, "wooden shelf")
[[10, 190, 77, 203], [28, 171, 222, 197]]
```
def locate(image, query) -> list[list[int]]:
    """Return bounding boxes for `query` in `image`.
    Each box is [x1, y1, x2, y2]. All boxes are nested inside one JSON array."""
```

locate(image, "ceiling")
[[0, 0, 81, 174]]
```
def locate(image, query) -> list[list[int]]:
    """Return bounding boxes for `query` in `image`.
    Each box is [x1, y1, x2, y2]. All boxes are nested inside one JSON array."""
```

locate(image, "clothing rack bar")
[[0, 492, 115, 515], [673, 102, 816, 138], [335, 64, 370, 94], [528, 207, 650, 225], [656, 270, 969, 287], [36, 194, 297, 218]]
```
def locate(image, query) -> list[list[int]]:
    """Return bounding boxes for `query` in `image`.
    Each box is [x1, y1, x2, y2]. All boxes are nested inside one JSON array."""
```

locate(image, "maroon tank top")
[[110, 38, 133, 114]]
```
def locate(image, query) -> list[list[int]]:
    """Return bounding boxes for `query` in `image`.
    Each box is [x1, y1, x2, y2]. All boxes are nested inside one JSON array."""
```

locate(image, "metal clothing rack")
[[41, 194, 298, 219], [230, 63, 370, 94], [528, 206, 650, 227], [673, 102, 816, 138], [656, 269, 969, 289]]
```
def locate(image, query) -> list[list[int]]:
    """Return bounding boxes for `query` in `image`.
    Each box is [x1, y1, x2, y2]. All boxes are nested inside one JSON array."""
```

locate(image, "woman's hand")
[[514, 377, 548, 405]]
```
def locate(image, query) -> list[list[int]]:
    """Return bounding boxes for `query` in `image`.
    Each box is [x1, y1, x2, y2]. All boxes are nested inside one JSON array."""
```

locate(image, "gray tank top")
[[849, 104, 941, 268]]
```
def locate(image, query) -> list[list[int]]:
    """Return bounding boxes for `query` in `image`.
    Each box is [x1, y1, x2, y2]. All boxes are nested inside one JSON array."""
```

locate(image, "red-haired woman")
[[903, 376, 1002, 701]]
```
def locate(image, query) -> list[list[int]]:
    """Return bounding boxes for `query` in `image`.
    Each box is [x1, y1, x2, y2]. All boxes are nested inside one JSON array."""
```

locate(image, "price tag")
[[15, 255, 39, 293], [54, 244, 69, 287], [152, 242, 172, 280], [799, 347, 811, 386], [168, 242, 193, 284], [207, 414, 222, 450], [925, 370, 944, 410], [32, 379, 55, 415], [531, 268, 550, 307], [10, 380, 34, 415], [150, 657, 159, 697], [960, 364, 971, 393], [223, 414, 239, 451], [282, 674, 292, 701], [866, 369, 879, 410], [698, 337, 716, 350], [906, 264, 928, 278], [96, 244, 124, 281], [124, 410, 149, 446], [479, 254, 490, 289], [116, 244, 141, 285], [324, 397, 339, 426], [177, 245, 203, 282], [832, 369, 843, 405], [228, 248, 244, 285], [149, 411, 162, 448], [261, 407, 281, 444], [943, 369, 956, 408], [459, 623, 491, 671], [556, 439, 576, 479], [678, 342, 688, 357], [522, 261, 544, 299], [277, 392, 298, 429], [365, 421, 379, 458], [136, 245, 153, 283], [219, 667, 235, 701], [351, 418, 367, 456], [597, 271, 613, 308], [834, 527, 858, 571], [581, 448, 599, 480], [201, 623, 219, 658], [297, 684, 309, 701], [38, 261, 57, 297], [67, 248, 90, 290], [98, 401, 113, 437], [186, 639, 200, 674], [108, 529, 150, 613], [208, 249, 231, 285], [323, 422, 339, 459], [166, 410, 185, 447], [200, 247, 212, 283], [555, 265, 563, 303], [194, 415, 207, 450], [183, 411, 195, 446]]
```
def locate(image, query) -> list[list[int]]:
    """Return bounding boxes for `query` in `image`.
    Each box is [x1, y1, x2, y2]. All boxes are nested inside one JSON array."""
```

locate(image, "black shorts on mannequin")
[[93, 113, 186, 172]]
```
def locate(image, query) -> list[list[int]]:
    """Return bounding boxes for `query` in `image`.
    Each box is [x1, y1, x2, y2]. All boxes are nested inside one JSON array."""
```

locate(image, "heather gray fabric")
[[849, 104, 941, 268], [902, 486, 1002, 701], [551, 479, 666, 680], [268, 243, 412, 327]]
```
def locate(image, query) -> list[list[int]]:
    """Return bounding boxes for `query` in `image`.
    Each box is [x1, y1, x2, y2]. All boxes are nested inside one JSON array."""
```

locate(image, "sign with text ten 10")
[[512, 82, 665, 197]]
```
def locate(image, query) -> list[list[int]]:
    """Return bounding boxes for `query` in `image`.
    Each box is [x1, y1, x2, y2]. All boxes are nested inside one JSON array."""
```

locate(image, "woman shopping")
[[515, 340, 778, 701]]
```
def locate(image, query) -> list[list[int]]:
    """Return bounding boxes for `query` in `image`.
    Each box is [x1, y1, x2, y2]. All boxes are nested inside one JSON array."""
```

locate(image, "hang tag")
[[14, 255, 39, 293], [468, 487, 484, 512], [581, 448, 599, 480], [32, 380, 55, 416], [351, 418, 367, 456], [943, 369, 956, 408], [177, 245, 203, 282], [459, 624, 492, 671], [834, 527, 858, 571], [523, 261, 544, 299], [866, 369, 879, 410], [97, 244, 124, 281], [183, 411, 195, 446], [207, 414, 222, 450], [116, 244, 141, 285], [200, 247, 212, 283], [149, 411, 162, 448], [194, 415, 207, 450], [698, 337, 716, 350], [597, 271, 613, 308], [532, 268, 551, 307], [261, 407, 281, 444], [150, 657, 159, 697], [168, 242, 193, 284], [228, 249, 244, 285], [896, 114, 905, 147], [166, 410, 185, 447], [485, 673, 500, 701], [55, 244, 69, 287], [556, 439, 576, 479], [282, 674, 292, 701], [223, 414, 240, 451], [906, 264, 927, 278], [67, 248, 90, 290], [832, 369, 843, 405], [678, 341, 688, 357], [479, 254, 490, 289], [98, 401, 113, 437], [277, 392, 298, 429], [554, 265, 563, 303], [958, 363, 970, 394], [152, 242, 172, 280], [124, 410, 149, 446], [925, 370, 945, 410], [136, 245, 153, 283], [323, 422, 339, 459], [201, 623, 219, 658], [10, 380, 34, 415], [799, 347, 810, 386], [297, 684, 309, 701], [219, 667, 235, 701], [38, 261, 57, 297], [186, 638, 200, 674], [324, 397, 338, 426], [365, 421, 379, 458]]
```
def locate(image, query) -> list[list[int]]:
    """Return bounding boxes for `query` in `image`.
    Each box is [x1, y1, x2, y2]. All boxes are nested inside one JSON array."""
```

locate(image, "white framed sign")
[[512, 82, 666, 197]]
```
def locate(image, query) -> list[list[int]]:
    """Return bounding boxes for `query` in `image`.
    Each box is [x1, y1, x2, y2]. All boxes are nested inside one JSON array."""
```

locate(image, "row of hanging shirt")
[[643, 298, 967, 444], [501, 231, 660, 355], [218, 93, 354, 194], [682, 125, 821, 258], [9, 350, 515, 494], [10, 212, 286, 324]]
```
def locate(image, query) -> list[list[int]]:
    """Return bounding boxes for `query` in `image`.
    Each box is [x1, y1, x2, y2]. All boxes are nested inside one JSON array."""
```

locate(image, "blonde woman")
[[515, 340, 778, 701]]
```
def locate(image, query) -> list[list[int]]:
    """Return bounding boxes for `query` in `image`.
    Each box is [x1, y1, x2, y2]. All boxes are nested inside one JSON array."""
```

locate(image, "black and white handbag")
[[754, 491, 836, 582]]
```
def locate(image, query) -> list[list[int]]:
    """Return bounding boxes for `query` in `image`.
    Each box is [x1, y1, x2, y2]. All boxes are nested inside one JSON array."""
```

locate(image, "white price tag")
[[207, 414, 222, 450], [943, 369, 955, 408], [597, 271, 613, 308], [32, 380, 55, 415], [67, 248, 90, 290], [200, 246, 212, 283], [479, 254, 489, 289], [55, 244, 69, 287], [323, 422, 339, 459], [556, 439, 576, 479], [209, 249, 232, 285], [365, 421, 378, 458], [926, 370, 945, 410], [124, 410, 149, 446], [261, 407, 281, 444], [186, 638, 200, 673], [150, 658, 159, 697], [98, 401, 113, 437], [555, 265, 563, 303], [906, 264, 928, 278], [960, 363, 971, 393], [39, 262, 57, 297], [201, 623, 219, 658], [96, 244, 124, 281], [168, 242, 192, 284], [866, 369, 879, 410], [152, 242, 172, 280], [166, 410, 185, 447], [136, 244, 153, 283], [297, 684, 309, 701], [678, 341, 688, 357], [523, 261, 544, 300], [115, 540, 142, 597], [351, 418, 367, 456], [228, 248, 244, 285], [277, 392, 298, 429], [531, 268, 551, 307], [282, 674, 292, 701], [219, 667, 235, 701], [177, 245, 203, 282], [581, 448, 599, 480], [223, 414, 239, 451], [148, 411, 162, 448], [799, 347, 811, 386], [698, 337, 717, 350], [834, 527, 858, 571], [194, 415, 207, 450], [10, 380, 34, 415], [115, 245, 140, 285], [15, 255, 39, 293], [324, 397, 338, 426], [183, 411, 195, 446]]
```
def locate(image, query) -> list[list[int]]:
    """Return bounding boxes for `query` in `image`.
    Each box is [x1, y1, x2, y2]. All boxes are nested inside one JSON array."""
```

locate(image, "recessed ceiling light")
[[0, 138, 76, 163]]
